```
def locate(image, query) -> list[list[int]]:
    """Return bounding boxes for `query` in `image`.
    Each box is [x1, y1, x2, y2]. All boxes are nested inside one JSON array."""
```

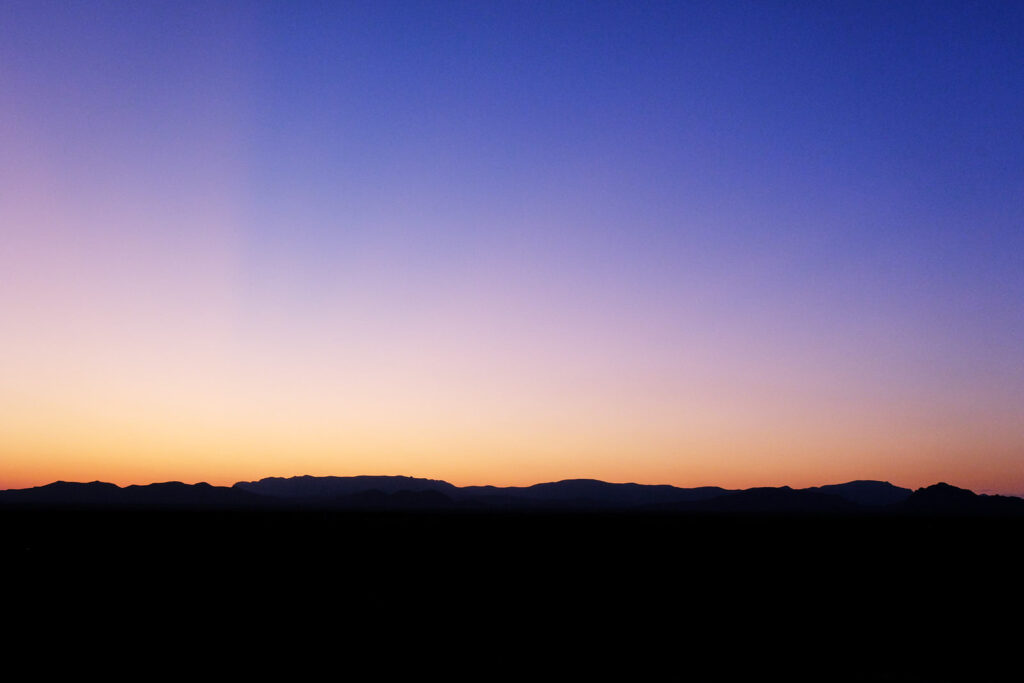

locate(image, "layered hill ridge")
[[0, 480, 269, 507], [233, 474, 460, 498], [232, 475, 917, 510], [3, 475, 1020, 514]]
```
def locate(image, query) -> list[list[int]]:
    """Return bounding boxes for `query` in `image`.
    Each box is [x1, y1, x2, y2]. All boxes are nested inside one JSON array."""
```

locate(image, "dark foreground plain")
[[3, 506, 1019, 680]]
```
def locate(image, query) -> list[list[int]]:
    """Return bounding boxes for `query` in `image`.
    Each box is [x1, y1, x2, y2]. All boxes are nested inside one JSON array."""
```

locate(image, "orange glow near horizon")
[[4, 229, 1022, 495], [4, 374, 1022, 494]]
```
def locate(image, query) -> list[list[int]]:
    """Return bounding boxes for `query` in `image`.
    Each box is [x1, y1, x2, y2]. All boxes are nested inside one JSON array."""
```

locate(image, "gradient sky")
[[2, 1, 1022, 493]]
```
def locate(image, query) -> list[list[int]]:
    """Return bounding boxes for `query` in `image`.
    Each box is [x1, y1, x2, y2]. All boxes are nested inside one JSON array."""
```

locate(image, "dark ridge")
[[467, 478, 733, 506], [901, 482, 1024, 516], [233, 475, 735, 510], [805, 480, 913, 506], [119, 481, 270, 507], [642, 486, 860, 515], [233, 474, 459, 498], [0, 480, 268, 509], [0, 480, 122, 505], [2, 476, 1022, 516]]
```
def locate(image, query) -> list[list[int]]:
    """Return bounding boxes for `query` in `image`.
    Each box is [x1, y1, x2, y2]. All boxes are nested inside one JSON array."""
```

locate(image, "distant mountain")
[[118, 481, 269, 507], [0, 480, 122, 505], [695, 486, 859, 514], [640, 486, 860, 514], [0, 480, 266, 508], [232, 475, 732, 510], [899, 482, 1024, 516], [2, 476, 1021, 515], [804, 480, 912, 506], [459, 479, 732, 509], [233, 475, 459, 499]]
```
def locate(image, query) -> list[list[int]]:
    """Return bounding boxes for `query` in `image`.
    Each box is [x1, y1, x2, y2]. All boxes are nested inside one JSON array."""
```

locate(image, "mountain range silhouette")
[[5, 473, 1022, 679], [2, 475, 1020, 515]]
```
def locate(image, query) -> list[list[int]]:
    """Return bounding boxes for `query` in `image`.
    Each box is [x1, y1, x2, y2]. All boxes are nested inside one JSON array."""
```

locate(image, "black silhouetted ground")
[[3, 478, 1019, 680]]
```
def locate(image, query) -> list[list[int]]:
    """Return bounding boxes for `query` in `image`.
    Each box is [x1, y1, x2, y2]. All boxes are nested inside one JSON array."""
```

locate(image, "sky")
[[2, 1, 1022, 493]]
